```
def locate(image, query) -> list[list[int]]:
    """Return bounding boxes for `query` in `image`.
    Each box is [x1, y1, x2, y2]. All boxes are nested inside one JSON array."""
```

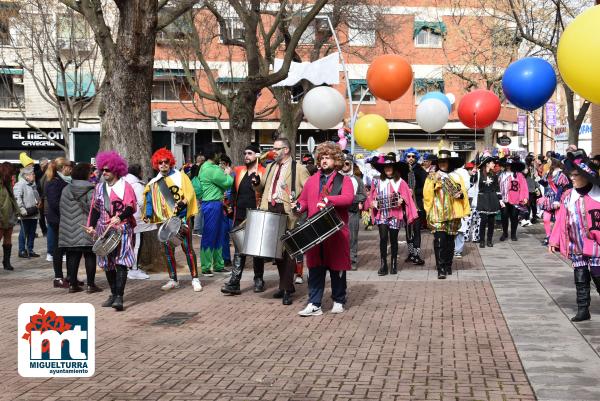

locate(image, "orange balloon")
[[367, 55, 413, 102]]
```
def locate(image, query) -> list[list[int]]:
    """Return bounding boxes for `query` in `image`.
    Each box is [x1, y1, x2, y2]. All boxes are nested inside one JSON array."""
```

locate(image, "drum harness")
[[317, 173, 344, 261]]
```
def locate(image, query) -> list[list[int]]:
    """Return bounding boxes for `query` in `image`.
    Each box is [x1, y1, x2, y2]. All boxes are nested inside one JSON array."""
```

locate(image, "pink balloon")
[[339, 138, 347, 150]]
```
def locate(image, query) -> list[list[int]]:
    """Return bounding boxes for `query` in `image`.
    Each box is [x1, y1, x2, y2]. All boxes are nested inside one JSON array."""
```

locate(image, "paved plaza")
[[1, 224, 600, 400]]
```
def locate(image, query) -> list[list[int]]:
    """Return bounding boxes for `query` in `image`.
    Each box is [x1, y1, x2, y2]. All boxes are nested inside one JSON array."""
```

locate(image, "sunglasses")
[[344, 161, 352, 166], [406, 155, 416, 159], [101, 168, 111, 173], [158, 160, 170, 165]]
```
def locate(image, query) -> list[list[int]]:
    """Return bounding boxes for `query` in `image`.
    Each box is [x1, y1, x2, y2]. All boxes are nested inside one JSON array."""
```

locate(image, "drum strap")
[[330, 173, 344, 197], [102, 184, 111, 214], [157, 177, 177, 212]]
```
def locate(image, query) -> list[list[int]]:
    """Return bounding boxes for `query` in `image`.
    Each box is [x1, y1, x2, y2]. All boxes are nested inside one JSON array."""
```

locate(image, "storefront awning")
[[414, 78, 445, 93], [216, 77, 246, 84], [0, 68, 23, 75], [154, 69, 187, 78], [413, 21, 447, 38], [56, 72, 96, 99]]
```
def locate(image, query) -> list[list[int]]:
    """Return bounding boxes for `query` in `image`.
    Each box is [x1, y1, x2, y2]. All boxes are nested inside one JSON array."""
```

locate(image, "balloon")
[[420, 92, 452, 112], [458, 89, 501, 129], [354, 114, 389, 151], [502, 57, 556, 111], [446, 93, 456, 105], [366, 55, 413, 102], [337, 128, 347, 150], [302, 86, 346, 129], [557, 5, 600, 104], [338, 138, 347, 150], [416, 98, 449, 133]]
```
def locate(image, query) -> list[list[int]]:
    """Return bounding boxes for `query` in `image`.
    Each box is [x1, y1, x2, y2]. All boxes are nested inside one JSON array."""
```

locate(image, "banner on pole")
[[546, 101, 556, 127], [517, 114, 526, 137]]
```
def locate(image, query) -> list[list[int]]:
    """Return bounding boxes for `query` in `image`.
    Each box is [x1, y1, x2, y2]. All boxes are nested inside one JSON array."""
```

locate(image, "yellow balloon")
[[354, 114, 389, 151], [557, 5, 600, 105]]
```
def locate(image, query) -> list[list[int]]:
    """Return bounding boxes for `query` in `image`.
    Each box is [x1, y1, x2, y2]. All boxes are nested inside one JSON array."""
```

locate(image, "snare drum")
[[243, 209, 288, 259], [92, 227, 123, 257], [281, 205, 344, 258], [157, 217, 189, 248]]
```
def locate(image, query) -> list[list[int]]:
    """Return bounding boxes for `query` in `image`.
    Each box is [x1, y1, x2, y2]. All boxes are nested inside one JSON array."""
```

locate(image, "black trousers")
[[528, 192, 538, 221], [378, 224, 399, 259], [501, 204, 519, 237], [478, 214, 496, 243], [268, 203, 295, 292], [66, 248, 97, 286], [233, 217, 264, 279], [49, 223, 66, 279], [405, 210, 425, 251], [433, 231, 455, 270]]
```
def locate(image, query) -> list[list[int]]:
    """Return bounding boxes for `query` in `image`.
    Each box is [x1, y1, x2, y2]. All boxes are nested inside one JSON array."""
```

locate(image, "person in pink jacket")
[[549, 150, 600, 322], [364, 153, 419, 275], [293, 142, 354, 317], [499, 156, 529, 241]]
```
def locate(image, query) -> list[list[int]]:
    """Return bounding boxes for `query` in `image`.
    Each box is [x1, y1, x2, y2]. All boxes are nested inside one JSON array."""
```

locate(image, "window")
[[349, 80, 375, 103], [220, 17, 245, 42], [0, 68, 24, 108], [152, 77, 193, 101], [291, 15, 330, 45], [290, 83, 304, 103], [413, 21, 446, 48], [0, 2, 19, 46], [157, 14, 194, 41], [413, 78, 445, 104], [216, 77, 244, 96], [56, 12, 91, 50], [348, 27, 376, 47]]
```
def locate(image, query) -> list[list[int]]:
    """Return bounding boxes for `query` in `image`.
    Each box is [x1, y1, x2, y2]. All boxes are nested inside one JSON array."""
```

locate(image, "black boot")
[[102, 270, 117, 307], [378, 258, 388, 276], [412, 248, 425, 265], [479, 240, 486, 248], [571, 269, 591, 322], [500, 233, 508, 241], [445, 264, 452, 275], [487, 240, 494, 247], [434, 233, 445, 279], [3, 244, 14, 270], [592, 275, 600, 297], [282, 290, 293, 305], [222, 254, 243, 295], [112, 267, 127, 311], [254, 277, 265, 293], [390, 255, 398, 275]]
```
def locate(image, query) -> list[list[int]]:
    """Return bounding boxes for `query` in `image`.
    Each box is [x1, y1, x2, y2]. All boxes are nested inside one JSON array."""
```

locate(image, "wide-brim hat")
[[565, 149, 600, 186], [371, 154, 409, 176], [507, 156, 526, 173], [432, 150, 462, 171], [477, 154, 498, 168]]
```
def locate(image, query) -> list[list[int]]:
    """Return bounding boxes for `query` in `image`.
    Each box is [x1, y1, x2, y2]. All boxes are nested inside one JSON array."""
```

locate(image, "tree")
[[442, 0, 523, 147], [0, 0, 103, 154], [504, 0, 591, 145], [58, 0, 198, 176], [164, 0, 332, 165]]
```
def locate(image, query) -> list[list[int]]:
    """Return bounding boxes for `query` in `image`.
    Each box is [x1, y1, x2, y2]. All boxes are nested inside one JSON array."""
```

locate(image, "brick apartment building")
[[0, 1, 519, 164]]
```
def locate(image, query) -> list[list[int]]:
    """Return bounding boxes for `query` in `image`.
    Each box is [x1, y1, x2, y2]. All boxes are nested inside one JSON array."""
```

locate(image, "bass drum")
[[243, 209, 288, 259], [281, 205, 343, 258]]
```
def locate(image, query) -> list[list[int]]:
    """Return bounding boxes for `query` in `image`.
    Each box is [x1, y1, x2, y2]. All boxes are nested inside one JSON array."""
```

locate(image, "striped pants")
[[201, 201, 225, 272], [164, 217, 198, 280]]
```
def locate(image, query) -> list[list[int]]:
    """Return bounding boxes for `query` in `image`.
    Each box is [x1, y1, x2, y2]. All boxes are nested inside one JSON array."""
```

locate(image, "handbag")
[[24, 206, 38, 217]]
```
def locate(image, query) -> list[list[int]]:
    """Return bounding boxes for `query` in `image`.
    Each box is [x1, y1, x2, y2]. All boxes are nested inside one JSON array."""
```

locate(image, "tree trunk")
[[272, 87, 302, 158], [228, 87, 259, 165], [483, 126, 494, 148]]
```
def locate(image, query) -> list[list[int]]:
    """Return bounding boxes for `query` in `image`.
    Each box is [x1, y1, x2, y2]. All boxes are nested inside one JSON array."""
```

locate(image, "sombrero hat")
[[432, 150, 462, 171], [371, 153, 409, 177]]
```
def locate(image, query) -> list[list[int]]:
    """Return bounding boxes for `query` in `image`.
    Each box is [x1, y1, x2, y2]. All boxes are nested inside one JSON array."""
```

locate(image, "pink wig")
[[96, 151, 128, 178]]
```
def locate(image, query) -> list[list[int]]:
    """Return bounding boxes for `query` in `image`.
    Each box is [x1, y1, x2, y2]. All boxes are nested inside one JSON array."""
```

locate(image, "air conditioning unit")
[[152, 110, 167, 126]]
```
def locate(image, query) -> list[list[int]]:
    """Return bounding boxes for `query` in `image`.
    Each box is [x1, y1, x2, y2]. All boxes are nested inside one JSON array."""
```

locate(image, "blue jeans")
[[46, 222, 56, 255], [18, 219, 37, 253], [455, 232, 465, 255], [308, 266, 347, 307], [193, 206, 204, 234]]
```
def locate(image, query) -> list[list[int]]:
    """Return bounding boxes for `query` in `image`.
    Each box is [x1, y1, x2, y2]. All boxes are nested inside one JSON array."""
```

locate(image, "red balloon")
[[367, 55, 413, 102], [457, 89, 502, 129]]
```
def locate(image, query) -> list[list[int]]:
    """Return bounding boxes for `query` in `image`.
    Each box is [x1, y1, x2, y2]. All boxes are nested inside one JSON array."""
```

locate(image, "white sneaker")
[[128, 269, 149, 280], [521, 220, 531, 227], [298, 303, 323, 316], [294, 275, 304, 284], [331, 302, 345, 314], [161, 279, 180, 291], [192, 278, 202, 292], [454, 253, 462, 259], [46, 253, 53, 262], [202, 270, 214, 277], [62, 255, 66, 262]]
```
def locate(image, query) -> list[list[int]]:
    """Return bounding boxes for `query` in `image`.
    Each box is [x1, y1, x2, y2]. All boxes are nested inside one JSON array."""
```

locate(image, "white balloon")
[[416, 98, 449, 133], [446, 93, 456, 104], [302, 86, 346, 130]]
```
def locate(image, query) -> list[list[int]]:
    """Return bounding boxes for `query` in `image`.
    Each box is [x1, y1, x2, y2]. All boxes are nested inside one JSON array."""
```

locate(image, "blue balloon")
[[502, 57, 557, 111], [421, 92, 452, 112]]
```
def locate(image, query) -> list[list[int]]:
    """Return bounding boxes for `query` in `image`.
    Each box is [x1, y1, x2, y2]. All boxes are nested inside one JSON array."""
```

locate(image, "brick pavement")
[[0, 228, 536, 401]]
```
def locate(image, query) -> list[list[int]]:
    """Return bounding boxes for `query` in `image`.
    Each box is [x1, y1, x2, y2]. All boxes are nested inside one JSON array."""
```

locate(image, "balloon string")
[[388, 101, 396, 152]]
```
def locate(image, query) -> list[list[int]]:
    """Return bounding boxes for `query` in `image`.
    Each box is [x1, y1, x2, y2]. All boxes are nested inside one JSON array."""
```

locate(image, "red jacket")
[[297, 171, 354, 271]]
